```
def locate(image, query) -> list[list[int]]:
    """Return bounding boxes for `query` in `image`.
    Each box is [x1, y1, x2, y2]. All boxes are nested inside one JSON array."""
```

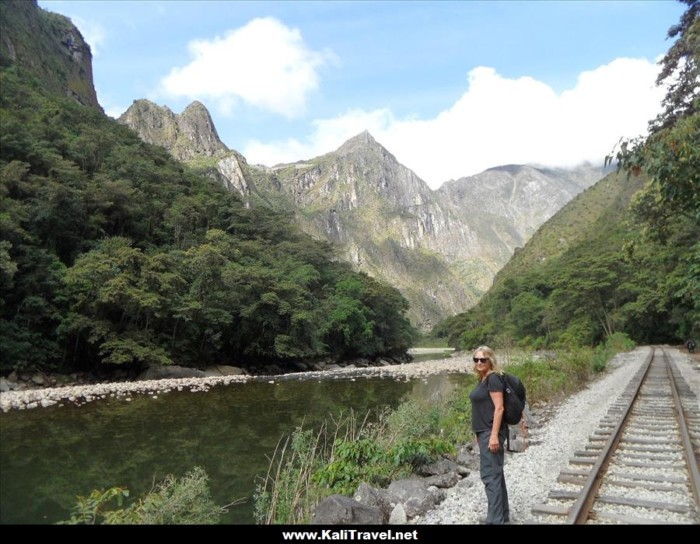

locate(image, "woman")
[[469, 345, 509, 524]]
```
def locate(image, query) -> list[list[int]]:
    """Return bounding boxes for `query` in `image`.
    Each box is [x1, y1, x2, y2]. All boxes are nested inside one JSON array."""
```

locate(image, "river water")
[[0, 352, 468, 524]]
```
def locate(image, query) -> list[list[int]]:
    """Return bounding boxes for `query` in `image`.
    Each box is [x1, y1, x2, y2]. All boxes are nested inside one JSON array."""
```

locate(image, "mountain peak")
[[335, 130, 389, 157], [119, 98, 228, 161], [182, 100, 209, 115], [123, 99, 174, 117]]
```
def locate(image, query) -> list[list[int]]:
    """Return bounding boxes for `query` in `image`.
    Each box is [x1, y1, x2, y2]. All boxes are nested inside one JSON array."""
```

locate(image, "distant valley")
[[119, 99, 609, 329]]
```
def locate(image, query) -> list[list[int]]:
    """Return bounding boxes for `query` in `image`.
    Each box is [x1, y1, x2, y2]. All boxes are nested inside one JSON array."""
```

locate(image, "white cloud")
[[104, 106, 126, 119], [71, 16, 106, 57], [159, 17, 334, 118], [244, 58, 665, 188]]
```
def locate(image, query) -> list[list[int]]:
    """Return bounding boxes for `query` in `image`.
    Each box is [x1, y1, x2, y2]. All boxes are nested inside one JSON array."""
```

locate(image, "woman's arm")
[[488, 390, 505, 452]]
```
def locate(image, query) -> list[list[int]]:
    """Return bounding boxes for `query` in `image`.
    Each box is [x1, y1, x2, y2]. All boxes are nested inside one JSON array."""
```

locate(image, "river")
[[0, 350, 466, 524]]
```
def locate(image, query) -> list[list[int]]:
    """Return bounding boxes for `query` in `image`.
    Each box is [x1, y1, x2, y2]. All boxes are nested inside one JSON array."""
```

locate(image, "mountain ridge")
[[119, 99, 608, 330]]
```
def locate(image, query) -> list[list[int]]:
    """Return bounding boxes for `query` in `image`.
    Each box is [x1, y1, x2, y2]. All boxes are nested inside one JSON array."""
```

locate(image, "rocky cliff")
[[121, 100, 607, 330], [437, 163, 612, 250], [0, 0, 102, 111], [119, 99, 228, 161]]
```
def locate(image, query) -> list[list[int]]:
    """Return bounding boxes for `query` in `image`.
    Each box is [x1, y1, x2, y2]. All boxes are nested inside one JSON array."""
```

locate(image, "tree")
[[611, 1, 700, 220], [652, 0, 699, 132]]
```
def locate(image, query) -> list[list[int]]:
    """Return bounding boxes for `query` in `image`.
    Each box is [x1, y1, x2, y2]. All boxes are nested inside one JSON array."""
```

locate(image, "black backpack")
[[496, 373, 527, 425]]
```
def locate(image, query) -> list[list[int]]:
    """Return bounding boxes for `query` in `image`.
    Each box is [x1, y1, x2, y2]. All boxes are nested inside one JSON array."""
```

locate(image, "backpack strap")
[[494, 373, 512, 450]]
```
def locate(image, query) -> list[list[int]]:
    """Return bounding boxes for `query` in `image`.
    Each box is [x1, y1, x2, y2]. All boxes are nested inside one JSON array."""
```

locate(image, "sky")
[[40, 0, 686, 189]]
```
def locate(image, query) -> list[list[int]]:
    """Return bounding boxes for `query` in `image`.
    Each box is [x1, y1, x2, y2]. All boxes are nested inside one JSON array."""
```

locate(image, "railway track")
[[531, 346, 700, 524]]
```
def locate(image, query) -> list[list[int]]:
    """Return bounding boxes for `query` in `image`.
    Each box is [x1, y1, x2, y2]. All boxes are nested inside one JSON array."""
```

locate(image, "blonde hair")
[[472, 345, 502, 375]]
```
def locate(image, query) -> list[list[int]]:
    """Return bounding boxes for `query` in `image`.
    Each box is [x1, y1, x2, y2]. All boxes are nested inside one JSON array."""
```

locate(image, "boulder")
[[8, 371, 18, 382], [388, 503, 407, 524], [0, 378, 10, 393], [353, 483, 392, 522], [422, 471, 461, 488], [455, 476, 476, 490], [507, 437, 528, 453], [386, 478, 444, 518], [31, 373, 46, 385], [456, 444, 479, 469], [416, 457, 462, 477], [312, 495, 383, 525], [138, 365, 206, 380]]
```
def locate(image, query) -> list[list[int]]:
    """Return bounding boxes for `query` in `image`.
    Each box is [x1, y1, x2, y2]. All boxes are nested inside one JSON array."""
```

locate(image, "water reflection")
[[0, 370, 471, 524]]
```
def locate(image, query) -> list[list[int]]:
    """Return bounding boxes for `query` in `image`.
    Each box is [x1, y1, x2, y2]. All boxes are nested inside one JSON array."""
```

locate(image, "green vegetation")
[[60, 467, 229, 524], [254, 340, 630, 523], [434, 205, 697, 350], [253, 404, 460, 524], [0, 66, 415, 374]]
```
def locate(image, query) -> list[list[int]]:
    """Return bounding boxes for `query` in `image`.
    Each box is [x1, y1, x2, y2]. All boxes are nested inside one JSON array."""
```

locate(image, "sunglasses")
[[473, 357, 490, 363]]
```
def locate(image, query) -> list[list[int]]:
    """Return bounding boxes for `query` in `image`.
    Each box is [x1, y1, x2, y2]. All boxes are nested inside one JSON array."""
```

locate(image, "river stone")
[[138, 365, 206, 380], [31, 373, 45, 385], [388, 503, 407, 524], [386, 478, 444, 518], [202, 368, 223, 377], [0, 378, 10, 393], [422, 471, 461, 488], [416, 457, 462, 477], [456, 444, 478, 469], [8, 371, 18, 382], [353, 483, 392, 522], [508, 437, 528, 453], [312, 495, 383, 525]]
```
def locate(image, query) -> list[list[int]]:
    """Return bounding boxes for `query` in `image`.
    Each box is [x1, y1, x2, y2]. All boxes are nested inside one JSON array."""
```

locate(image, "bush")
[[384, 399, 441, 440], [60, 467, 228, 524], [604, 332, 635, 352]]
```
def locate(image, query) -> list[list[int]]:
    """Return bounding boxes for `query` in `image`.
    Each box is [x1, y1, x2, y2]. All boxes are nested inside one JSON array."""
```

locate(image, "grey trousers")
[[477, 429, 509, 524]]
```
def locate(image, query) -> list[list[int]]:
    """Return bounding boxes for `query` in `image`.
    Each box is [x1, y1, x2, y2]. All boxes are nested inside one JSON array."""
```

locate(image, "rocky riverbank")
[[0, 352, 463, 412]]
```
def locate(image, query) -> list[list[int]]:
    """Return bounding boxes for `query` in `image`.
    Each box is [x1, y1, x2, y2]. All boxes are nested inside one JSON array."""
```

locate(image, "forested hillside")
[[0, 65, 415, 374]]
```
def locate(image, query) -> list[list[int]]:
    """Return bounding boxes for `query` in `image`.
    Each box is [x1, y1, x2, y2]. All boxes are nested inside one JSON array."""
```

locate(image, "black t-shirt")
[[469, 373, 506, 433]]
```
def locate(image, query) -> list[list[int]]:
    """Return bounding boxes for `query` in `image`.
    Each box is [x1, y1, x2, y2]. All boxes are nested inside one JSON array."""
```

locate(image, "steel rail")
[[662, 347, 700, 515], [566, 346, 656, 524]]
